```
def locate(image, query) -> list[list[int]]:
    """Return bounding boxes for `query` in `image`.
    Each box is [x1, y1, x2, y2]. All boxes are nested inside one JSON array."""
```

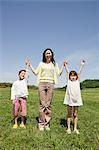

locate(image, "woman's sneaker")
[[38, 124, 44, 131], [45, 126, 50, 131], [39, 127, 44, 131]]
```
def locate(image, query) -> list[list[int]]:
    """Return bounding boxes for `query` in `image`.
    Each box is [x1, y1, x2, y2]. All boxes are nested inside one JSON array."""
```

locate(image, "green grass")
[[0, 88, 99, 150]]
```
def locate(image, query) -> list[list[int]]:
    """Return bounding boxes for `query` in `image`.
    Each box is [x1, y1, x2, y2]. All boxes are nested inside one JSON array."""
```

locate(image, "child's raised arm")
[[25, 59, 30, 80], [64, 60, 69, 78], [78, 60, 85, 79]]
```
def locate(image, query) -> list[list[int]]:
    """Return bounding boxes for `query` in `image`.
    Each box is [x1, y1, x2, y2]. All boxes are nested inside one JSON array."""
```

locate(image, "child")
[[64, 60, 85, 134], [11, 61, 29, 129]]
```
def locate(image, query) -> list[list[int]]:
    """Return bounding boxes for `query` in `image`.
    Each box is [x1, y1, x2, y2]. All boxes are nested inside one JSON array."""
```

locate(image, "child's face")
[[70, 75, 77, 81], [45, 50, 52, 62], [19, 71, 26, 80]]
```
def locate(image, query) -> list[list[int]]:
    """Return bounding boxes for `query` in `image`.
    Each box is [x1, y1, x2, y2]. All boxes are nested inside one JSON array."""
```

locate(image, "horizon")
[[0, 78, 99, 88]]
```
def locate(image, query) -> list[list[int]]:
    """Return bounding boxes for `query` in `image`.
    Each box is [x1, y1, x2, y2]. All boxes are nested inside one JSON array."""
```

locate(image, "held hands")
[[80, 60, 85, 66], [25, 59, 31, 67], [63, 60, 68, 66]]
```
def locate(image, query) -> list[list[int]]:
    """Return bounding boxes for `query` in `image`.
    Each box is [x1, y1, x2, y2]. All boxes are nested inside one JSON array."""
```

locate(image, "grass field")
[[0, 87, 99, 150]]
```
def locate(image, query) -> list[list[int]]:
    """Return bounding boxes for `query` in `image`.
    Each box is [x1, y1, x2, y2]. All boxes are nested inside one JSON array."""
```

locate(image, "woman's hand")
[[64, 60, 68, 66]]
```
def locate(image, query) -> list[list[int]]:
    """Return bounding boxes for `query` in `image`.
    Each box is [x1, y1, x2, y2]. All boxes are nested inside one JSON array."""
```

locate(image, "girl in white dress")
[[64, 60, 85, 134]]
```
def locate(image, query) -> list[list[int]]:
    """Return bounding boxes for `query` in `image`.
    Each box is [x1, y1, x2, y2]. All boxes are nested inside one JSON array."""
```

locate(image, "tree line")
[[0, 79, 99, 89], [80, 79, 99, 89], [0, 82, 38, 89], [58, 79, 99, 90]]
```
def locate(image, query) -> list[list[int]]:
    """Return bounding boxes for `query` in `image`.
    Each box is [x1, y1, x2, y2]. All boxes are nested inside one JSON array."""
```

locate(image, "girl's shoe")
[[67, 129, 71, 134], [74, 129, 79, 134], [20, 124, 26, 129], [13, 124, 18, 129]]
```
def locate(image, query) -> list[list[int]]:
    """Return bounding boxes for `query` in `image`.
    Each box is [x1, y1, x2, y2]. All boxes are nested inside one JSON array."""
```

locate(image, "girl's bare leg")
[[73, 107, 79, 134], [67, 106, 72, 134]]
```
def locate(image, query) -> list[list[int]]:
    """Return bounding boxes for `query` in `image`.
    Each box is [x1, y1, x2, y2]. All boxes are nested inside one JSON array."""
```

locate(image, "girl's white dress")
[[64, 79, 83, 106]]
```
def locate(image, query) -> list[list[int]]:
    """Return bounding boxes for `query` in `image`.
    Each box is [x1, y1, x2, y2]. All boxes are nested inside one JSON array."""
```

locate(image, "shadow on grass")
[[60, 118, 67, 128], [11, 116, 27, 125], [36, 116, 39, 123], [60, 118, 74, 129]]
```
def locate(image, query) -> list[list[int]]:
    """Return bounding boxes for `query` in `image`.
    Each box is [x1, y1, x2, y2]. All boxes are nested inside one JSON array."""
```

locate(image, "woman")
[[29, 48, 64, 131]]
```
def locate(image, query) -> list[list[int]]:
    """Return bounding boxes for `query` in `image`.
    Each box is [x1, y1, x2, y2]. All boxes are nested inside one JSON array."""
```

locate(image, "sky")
[[0, 0, 99, 87]]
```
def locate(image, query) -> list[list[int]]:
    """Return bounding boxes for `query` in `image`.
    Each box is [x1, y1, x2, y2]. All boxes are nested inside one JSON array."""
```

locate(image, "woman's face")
[[45, 50, 52, 63]]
